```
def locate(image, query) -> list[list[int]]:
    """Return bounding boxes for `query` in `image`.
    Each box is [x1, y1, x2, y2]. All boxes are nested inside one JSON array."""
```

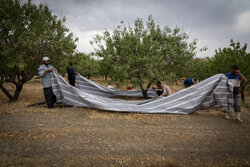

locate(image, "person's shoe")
[[225, 112, 231, 119], [235, 112, 243, 122], [48, 105, 55, 108]]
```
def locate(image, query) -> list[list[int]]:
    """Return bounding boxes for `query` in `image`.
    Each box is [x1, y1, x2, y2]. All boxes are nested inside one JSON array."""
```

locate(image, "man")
[[154, 81, 172, 97], [67, 62, 77, 86], [38, 57, 57, 108], [225, 65, 247, 122], [184, 77, 196, 88]]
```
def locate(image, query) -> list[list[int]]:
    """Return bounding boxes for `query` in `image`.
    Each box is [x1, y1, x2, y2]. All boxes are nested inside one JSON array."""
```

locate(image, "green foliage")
[[92, 15, 196, 98], [210, 40, 250, 78], [0, 0, 77, 101], [70, 53, 100, 79], [184, 57, 213, 81], [182, 40, 249, 83]]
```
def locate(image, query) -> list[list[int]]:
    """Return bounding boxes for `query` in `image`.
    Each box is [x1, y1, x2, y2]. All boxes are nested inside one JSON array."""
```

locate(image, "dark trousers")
[[68, 78, 75, 86], [157, 90, 163, 96], [43, 87, 56, 108], [233, 87, 241, 112]]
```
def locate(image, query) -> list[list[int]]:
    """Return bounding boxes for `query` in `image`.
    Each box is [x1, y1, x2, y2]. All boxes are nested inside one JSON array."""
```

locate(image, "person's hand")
[[236, 70, 240, 74], [47, 68, 53, 72]]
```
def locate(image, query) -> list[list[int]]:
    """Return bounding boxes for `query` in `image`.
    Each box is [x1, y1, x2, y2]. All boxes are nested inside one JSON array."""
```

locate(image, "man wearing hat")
[[38, 57, 57, 108], [225, 65, 247, 122]]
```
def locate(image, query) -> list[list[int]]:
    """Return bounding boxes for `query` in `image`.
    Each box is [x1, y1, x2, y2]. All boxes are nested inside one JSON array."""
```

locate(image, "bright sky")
[[32, 0, 250, 58]]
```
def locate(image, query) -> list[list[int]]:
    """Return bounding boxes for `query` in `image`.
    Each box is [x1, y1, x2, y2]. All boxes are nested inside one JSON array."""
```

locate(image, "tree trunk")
[[0, 84, 13, 101], [139, 84, 149, 99], [13, 83, 24, 102], [141, 89, 149, 99], [0, 82, 24, 102]]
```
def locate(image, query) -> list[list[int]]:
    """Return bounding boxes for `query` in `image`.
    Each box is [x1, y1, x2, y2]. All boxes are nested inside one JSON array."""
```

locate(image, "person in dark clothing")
[[67, 62, 77, 86], [184, 78, 196, 88]]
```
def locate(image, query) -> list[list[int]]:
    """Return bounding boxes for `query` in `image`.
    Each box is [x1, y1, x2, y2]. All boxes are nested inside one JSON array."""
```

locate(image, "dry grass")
[[0, 78, 250, 167]]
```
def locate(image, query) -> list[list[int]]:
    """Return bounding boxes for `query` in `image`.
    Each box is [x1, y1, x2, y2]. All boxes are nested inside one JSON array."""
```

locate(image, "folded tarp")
[[75, 74, 158, 98], [51, 71, 234, 114]]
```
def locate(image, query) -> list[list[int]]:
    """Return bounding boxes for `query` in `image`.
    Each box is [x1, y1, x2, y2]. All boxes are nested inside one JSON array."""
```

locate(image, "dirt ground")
[[0, 78, 250, 167]]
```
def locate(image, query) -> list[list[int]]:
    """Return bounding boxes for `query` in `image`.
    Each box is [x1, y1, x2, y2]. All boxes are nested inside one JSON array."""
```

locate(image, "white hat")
[[42, 57, 49, 61]]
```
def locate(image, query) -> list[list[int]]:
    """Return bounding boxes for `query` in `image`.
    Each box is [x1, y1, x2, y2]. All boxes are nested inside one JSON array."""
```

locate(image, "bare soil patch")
[[0, 79, 249, 167]]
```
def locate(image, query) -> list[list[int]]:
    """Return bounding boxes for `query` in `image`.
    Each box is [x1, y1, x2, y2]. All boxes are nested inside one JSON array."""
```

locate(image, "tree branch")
[[0, 85, 13, 101]]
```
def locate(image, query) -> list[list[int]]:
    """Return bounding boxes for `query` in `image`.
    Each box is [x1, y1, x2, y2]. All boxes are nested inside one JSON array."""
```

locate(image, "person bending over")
[[153, 81, 172, 97], [184, 77, 196, 88]]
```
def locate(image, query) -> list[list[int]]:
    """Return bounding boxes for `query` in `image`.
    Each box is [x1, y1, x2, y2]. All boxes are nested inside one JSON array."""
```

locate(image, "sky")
[[31, 0, 250, 58]]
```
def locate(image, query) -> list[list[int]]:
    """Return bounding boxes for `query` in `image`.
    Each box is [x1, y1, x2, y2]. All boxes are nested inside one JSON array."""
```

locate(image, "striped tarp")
[[51, 71, 234, 114], [75, 74, 158, 98]]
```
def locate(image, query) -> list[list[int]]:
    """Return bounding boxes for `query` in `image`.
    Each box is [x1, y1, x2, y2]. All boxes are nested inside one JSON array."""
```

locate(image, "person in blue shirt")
[[184, 78, 196, 88], [38, 57, 57, 108], [225, 65, 247, 122], [67, 62, 77, 86]]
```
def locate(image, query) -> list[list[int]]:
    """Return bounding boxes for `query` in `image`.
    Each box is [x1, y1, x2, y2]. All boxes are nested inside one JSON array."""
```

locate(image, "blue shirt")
[[225, 72, 241, 87], [67, 65, 75, 79], [38, 64, 57, 88], [184, 78, 194, 87]]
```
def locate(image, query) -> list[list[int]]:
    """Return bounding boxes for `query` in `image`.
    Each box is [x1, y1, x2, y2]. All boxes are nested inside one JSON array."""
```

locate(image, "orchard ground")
[[0, 77, 249, 167]]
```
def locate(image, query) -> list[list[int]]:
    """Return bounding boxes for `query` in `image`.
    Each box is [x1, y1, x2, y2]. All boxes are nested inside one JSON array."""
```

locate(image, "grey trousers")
[[233, 93, 241, 113], [43, 87, 57, 108]]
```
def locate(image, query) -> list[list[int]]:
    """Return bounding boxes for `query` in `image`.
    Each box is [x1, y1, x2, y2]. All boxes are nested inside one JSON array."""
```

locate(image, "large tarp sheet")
[[75, 74, 158, 98], [51, 72, 234, 114]]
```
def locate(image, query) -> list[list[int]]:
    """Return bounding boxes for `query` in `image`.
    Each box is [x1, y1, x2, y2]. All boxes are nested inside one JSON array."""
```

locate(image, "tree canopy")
[[70, 53, 100, 79], [211, 40, 250, 78], [0, 0, 77, 102], [92, 15, 197, 98]]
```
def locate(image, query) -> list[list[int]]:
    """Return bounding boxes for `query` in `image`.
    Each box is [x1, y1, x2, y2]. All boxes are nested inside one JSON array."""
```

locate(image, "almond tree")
[[92, 15, 196, 98], [0, 0, 77, 102]]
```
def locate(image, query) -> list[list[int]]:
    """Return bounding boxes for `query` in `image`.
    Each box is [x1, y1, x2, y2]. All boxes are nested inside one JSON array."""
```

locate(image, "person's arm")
[[67, 67, 75, 75], [161, 85, 168, 96], [152, 87, 162, 90], [38, 66, 45, 77], [44, 69, 53, 76], [67, 67, 70, 73], [38, 66, 54, 77], [38, 66, 51, 77], [237, 70, 247, 83], [166, 86, 172, 95]]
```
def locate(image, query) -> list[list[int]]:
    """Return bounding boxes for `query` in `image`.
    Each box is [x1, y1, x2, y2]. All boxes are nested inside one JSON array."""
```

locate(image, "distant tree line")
[[90, 16, 250, 99]]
